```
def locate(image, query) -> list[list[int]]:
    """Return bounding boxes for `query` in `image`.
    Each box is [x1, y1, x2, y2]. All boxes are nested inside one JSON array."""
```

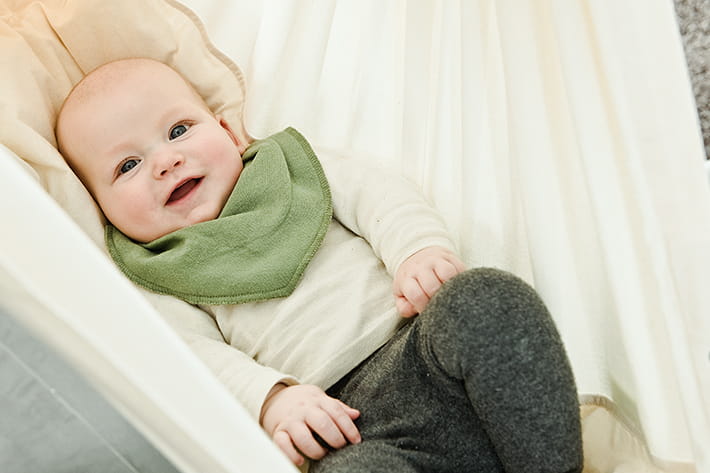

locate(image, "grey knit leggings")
[[311, 268, 583, 473]]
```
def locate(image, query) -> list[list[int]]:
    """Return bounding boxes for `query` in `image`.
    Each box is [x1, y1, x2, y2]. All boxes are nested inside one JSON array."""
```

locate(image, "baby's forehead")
[[70, 60, 182, 105], [59, 59, 206, 134], [57, 61, 186, 158]]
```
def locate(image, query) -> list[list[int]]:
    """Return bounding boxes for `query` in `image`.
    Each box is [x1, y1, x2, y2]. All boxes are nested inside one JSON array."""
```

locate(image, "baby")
[[56, 58, 583, 473]]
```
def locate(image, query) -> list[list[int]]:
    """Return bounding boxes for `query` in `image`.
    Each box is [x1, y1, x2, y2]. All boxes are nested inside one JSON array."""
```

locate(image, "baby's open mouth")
[[167, 177, 202, 204]]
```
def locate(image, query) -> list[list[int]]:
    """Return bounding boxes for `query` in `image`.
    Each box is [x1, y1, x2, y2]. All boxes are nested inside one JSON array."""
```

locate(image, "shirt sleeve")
[[314, 145, 458, 276], [140, 290, 298, 422]]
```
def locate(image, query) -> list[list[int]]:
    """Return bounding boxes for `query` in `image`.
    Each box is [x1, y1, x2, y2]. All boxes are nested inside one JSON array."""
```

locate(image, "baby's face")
[[57, 60, 245, 243]]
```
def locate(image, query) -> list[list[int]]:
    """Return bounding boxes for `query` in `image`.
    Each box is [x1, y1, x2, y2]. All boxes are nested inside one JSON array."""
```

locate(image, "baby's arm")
[[315, 147, 460, 304], [143, 293, 358, 466], [260, 384, 361, 466], [393, 246, 466, 317]]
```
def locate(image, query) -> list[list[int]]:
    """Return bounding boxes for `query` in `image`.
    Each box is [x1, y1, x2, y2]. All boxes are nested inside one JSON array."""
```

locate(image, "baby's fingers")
[[305, 410, 347, 450], [434, 256, 466, 283], [324, 399, 361, 445], [288, 423, 329, 461], [416, 270, 443, 298], [273, 430, 305, 466], [396, 295, 417, 318], [399, 277, 430, 314]]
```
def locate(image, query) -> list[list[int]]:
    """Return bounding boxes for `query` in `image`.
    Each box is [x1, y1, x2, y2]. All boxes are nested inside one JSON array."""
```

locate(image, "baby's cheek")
[[104, 192, 158, 240]]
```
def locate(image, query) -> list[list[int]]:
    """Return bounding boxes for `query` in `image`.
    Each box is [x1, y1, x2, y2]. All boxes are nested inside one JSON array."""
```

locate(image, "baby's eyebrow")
[[104, 141, 135, 161], [159, 104, 194, 125]]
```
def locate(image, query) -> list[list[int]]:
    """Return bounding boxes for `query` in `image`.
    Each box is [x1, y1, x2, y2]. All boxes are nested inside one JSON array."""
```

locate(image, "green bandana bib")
[[105, 127, 332, 305]]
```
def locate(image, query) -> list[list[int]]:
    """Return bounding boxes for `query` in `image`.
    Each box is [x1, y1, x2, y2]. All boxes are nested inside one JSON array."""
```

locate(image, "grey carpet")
[[674, 0, 709, 159]]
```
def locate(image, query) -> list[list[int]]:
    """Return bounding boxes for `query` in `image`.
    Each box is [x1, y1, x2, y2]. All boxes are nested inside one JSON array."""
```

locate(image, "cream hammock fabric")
[[195, 1, 710, 468], [0, 0, 708, 472]]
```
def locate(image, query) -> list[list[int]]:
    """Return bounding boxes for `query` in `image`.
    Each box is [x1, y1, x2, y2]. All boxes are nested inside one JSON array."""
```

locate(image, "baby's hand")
[[393, 246, 465, 317], [260, 384, 361, 466]]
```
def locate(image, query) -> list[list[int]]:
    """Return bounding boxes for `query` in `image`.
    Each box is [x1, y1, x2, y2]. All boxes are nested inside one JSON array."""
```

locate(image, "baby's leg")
[[312, 311, 506, 473], [312, 268, 583, 473], [419, 267, 583, 472]]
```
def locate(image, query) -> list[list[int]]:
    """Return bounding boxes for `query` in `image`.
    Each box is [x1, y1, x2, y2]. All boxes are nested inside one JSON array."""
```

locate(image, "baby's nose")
[[153, 150, 184, 178]]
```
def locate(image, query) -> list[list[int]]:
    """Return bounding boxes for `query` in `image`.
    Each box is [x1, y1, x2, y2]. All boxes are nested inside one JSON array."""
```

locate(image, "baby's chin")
[[118, 222, 184, 244], [183, 208, 223, 229], [117, 208, 222, 243], [151, 213, 220, 240]]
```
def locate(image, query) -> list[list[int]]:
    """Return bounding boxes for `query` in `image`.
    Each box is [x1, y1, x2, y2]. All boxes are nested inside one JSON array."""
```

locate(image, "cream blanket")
[[1, 0, 709, 472]]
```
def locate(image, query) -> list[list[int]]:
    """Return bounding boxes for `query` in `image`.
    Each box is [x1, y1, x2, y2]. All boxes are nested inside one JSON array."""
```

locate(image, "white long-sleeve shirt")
[[141, 146, 457, 420]]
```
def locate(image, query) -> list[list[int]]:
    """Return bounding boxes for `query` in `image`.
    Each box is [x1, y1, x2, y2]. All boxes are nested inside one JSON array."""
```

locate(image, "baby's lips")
[[166, 177, 202, 204]]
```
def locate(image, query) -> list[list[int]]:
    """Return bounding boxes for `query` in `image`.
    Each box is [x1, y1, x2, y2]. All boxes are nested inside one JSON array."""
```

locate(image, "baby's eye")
[[169, 123, 191, 140], [119, 158, 140, 175]]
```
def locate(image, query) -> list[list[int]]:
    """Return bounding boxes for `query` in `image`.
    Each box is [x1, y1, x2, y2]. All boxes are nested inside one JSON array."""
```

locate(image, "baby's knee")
[[420, 268, 563, 377], [424, 267, 552, 336], [441, 267, 531, 296]]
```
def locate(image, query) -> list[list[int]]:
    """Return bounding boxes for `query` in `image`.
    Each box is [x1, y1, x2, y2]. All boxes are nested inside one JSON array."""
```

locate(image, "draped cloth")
[[190, 1, 710, 471], [0, 0, 708, 472]]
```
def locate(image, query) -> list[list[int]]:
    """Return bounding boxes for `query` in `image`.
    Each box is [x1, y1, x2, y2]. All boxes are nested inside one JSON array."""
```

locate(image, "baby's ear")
[[217, 115, 246, 154]]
